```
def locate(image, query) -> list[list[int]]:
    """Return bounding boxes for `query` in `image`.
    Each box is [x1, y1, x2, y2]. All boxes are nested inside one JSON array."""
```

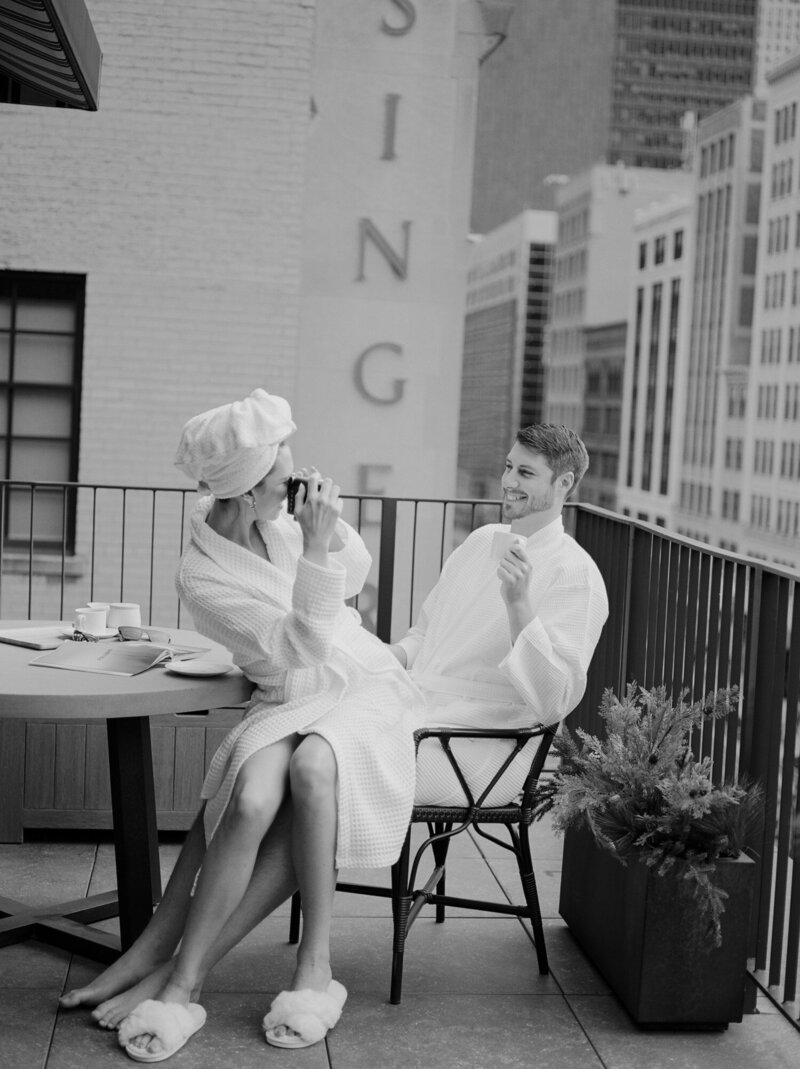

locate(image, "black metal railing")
[[1, 479, 798, 1026]]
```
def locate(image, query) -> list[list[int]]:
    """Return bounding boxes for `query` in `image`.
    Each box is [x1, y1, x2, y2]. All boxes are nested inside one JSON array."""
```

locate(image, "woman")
[[61, 389, 423, 1060]]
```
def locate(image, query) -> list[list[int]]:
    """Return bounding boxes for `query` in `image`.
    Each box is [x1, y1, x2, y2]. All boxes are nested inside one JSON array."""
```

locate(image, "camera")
[[286, 475, 319, 515]]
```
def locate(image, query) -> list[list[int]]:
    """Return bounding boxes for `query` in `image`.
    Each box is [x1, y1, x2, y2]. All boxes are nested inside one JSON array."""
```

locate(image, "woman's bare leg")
[[287, 734, 339, 993], [263, 734, 339, 1043], [93, 799, 299, 1029], [155, 738, 295, 1003], [59, 809, 208, 1009]]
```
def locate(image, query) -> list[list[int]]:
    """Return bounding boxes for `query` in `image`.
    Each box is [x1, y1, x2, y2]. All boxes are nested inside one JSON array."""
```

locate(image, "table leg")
[[106, 716, 162, 949]]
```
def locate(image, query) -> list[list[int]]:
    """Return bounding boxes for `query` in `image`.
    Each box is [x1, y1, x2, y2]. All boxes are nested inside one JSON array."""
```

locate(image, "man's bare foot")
[[92, 961, 174, 1029]]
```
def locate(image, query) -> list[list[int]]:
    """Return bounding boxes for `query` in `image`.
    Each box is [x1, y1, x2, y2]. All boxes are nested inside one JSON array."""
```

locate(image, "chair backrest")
[[520, 725, 557, 817]]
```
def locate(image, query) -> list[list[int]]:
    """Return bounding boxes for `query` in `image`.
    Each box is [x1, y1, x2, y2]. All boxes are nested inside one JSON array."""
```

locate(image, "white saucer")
[[164, 660, 233, 677], [60, 626, 119, 640]]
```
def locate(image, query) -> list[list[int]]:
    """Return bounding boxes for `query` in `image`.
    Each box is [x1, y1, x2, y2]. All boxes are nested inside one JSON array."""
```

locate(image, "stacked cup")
[[72, 601, 142, 636], [72, 603, 110, 637]]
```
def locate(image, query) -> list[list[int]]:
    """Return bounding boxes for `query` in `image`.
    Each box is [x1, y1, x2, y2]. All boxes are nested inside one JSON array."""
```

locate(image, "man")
[[388, 424, 609, 805]]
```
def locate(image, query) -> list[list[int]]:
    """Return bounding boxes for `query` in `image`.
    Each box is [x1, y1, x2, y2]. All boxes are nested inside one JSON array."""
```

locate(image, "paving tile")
[[328, 992, 602, 1069], [0, 941, 70, 989], [87, 841, 183, 896], [202, 914, 301, 993], [335, 856, 510, 919], [567, 994, 800, 1069], [0, 841, 97, 907], [486, 855, 564, 919], [48, 992, 329, 1069], [0, 987, 59, 1069], [541, 921, 611, 997], [6, 839, 799, 1069], [325, 915, 559, 1000]]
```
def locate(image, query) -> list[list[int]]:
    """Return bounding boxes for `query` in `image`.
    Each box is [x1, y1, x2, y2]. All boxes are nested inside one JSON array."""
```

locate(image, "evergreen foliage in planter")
[[534, 684, 763, 1027]]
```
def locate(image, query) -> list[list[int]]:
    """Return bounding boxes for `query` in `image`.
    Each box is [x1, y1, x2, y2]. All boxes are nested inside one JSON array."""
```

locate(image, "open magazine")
[[30, 640, 209, 677]]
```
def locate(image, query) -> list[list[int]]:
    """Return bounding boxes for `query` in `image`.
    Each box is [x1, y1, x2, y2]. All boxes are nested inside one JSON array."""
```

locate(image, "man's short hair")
[[515, 424, 589, 495]]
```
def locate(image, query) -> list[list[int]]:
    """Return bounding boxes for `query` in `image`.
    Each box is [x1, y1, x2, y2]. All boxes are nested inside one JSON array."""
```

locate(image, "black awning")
[[0, 0, 101, 109]]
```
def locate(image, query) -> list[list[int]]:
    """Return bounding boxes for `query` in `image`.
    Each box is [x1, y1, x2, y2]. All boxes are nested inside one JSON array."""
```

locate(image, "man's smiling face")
[[500, 442, 573, 533]]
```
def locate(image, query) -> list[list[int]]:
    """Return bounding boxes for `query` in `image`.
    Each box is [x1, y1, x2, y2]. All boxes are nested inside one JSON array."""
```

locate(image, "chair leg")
[[288, 890, 301, 945], [431, 824, 450, 924], [390, 829, 412, 1004], [517, 824, 548, 975]]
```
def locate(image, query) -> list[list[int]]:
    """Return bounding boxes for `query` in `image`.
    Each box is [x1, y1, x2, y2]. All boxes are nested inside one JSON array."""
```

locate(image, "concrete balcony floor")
[[1, 820, 798, 1069]]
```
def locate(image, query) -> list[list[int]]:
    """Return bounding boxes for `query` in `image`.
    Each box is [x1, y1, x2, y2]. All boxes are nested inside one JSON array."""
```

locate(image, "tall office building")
[[675, 96, 766, 551], [756, 0, 800, 91], [545, 164, 690, 511], [471, 0, 758, 230], [458, 212, 556, 498], [738, 59, 800, 568], [617, 195, 693, 526]]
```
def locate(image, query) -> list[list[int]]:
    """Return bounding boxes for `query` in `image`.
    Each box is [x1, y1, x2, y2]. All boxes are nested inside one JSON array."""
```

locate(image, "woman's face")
[[250, 442, 294, 521]]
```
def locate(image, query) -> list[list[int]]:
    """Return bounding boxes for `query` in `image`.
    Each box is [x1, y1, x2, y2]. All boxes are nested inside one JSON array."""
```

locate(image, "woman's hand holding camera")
[[292, 468, 343, 565]]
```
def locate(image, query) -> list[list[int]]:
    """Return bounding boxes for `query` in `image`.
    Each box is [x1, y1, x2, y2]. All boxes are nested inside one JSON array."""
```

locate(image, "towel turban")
[[174, 389, 297, 498]]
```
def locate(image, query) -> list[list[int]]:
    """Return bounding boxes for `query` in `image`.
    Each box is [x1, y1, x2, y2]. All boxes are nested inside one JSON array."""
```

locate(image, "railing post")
[[740, 566, 785, 973], [376, 497, 397, 643]]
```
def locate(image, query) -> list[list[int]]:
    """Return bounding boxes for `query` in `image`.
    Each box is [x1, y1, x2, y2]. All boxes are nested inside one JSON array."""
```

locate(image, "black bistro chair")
[[289, 722, 557, 1003]]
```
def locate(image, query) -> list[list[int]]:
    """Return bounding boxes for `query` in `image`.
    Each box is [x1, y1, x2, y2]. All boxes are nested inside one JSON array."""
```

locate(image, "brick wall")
[[1, 0, 314, 489], [1, 0, 315, 610]]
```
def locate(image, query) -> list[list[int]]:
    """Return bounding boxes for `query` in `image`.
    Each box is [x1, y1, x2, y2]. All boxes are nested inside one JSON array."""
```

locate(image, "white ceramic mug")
[[106, 602, 142, 629], [86, 601, 110, 625], [73, 607, 108, 636]]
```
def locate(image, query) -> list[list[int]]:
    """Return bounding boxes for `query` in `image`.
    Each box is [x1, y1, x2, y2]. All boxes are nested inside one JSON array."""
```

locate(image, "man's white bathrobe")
[[175, 496, 424, 868], [401, 517, 609, 806]]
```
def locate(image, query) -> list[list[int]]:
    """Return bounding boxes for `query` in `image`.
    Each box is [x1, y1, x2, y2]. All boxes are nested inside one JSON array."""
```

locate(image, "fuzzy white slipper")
[[262, 979, 347, 1049], [118, 999, 207, 1063]]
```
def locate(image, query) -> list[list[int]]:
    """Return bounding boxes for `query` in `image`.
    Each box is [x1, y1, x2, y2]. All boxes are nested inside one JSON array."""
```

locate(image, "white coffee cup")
[[73, 607, 109, 636], [106, 602, 142, 629], [86, 601, 110, 625], [490, 531, 526, 560]]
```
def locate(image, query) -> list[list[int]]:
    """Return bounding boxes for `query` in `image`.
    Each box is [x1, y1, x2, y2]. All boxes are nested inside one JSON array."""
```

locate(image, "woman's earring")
[[244, 492, 256, 510]]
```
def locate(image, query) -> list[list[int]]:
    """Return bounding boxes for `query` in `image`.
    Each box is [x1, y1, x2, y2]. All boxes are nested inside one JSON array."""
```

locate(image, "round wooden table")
[[0, 622, 252, 962]]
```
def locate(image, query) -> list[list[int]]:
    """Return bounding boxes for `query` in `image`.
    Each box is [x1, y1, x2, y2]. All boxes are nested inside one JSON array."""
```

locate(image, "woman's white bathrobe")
[[175, 496, 424, 869]]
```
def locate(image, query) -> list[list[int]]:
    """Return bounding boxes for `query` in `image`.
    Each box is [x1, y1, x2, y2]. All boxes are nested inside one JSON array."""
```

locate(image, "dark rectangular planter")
[[559, 825, 755, 1028]]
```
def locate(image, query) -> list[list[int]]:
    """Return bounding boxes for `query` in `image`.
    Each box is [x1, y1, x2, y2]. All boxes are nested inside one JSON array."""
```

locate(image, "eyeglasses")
[[71, 629, 99, 642], [118, 626, 171, 645]]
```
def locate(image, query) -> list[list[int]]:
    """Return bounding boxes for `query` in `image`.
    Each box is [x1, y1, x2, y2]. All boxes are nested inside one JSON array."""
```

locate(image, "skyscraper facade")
[[674, 96, 765, 550], [739, 59, 800, 567], [458, 212, 556, 498], [611, 0, 756, 168], [471, 0, 758, 230], [756, 0, 800, 92], [470, 0, 617, 229], [617, 194, 693, 525], [544, 163, 689, 455]]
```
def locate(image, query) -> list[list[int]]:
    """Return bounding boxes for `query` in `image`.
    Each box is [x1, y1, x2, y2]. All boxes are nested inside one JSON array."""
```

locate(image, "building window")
[[639, 241, 647, 269], [673, 229, 683, 260], [0, 272, 84, 552], [654, 236, 666, 265]]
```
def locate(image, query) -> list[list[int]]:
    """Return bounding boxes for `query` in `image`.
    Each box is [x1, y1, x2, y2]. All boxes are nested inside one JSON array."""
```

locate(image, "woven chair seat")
[[412, 803, 527, 823]]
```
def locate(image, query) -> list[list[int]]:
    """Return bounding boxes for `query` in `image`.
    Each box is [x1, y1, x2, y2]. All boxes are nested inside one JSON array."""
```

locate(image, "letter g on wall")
[[353, 343, 406, 404]]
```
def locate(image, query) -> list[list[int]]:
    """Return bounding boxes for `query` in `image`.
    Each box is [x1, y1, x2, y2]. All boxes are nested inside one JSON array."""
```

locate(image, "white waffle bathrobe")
[[400, 517, 609, 806], [175, 496, 424, 868]]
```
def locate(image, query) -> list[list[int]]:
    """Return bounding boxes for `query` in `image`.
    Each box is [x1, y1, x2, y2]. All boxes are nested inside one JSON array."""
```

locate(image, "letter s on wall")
[[381, 0, 416, 36]]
